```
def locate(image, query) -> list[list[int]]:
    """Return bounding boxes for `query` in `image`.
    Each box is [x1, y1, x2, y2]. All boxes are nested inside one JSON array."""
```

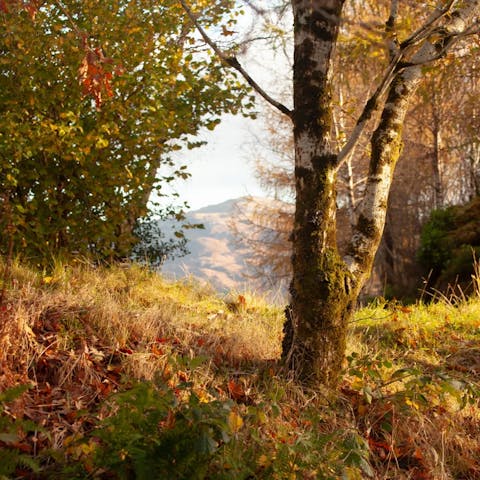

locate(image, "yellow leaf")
[[405, 398, 419, 410], [95, 137, 109, 149], [125, 165, 134, 179], [227, 411, 243, 433], [257, 454, 271, 468], [357, 403, 368, 416], [43, 276, 54, 284]]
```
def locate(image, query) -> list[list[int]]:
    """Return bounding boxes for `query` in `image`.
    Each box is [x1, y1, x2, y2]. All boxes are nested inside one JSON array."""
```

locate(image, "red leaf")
[[78, 47, 118, 109], [24, 0, 38, 19], [159, 410, 176, 430], [0, 0, 9, 13], [10, 442, 32, 453]]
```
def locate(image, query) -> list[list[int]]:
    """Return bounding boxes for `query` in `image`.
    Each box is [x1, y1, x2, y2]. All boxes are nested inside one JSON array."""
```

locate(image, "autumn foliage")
[[78, 46, 115, 109], [0, 0, 254, 264], [0, 0, 38, 17]]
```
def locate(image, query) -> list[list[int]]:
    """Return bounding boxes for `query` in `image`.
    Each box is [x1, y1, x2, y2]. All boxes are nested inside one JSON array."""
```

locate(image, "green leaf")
[[0, 433, 19, 443]]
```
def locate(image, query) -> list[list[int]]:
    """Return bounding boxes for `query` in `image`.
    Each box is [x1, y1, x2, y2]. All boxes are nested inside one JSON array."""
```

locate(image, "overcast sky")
[[164, 113, 267, 211]]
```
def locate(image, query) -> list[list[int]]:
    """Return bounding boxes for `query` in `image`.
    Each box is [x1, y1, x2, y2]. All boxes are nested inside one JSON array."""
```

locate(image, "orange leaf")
[[228, 379, 245, 401], [413, 447, 424, 460], [159, 410, 176, 430], [24, 0, 38, 19], [151, 344, 164, 356]]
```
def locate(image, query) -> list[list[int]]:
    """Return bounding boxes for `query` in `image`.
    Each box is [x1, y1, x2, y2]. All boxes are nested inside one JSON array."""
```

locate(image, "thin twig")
[[53, 0, 84, 38]]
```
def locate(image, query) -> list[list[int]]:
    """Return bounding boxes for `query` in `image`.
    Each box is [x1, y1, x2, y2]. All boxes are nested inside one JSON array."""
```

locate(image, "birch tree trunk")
[[282, 0, 351, 386], [282, 0, 480, 387], [181, 0, 480, 387]]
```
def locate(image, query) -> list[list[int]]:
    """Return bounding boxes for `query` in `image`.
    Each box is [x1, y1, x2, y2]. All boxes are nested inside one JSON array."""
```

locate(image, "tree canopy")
[[0, 0, 254, 263]]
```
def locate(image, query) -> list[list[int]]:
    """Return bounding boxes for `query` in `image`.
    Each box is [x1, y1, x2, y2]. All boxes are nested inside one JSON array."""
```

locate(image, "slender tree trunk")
[[431, 92, 443, 209], [282, 0, 352, 386], [470, 144, 480, 197]]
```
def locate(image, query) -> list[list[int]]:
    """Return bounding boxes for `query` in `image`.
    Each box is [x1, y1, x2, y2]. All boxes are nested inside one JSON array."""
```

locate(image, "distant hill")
[[161, 197, 257, 293]]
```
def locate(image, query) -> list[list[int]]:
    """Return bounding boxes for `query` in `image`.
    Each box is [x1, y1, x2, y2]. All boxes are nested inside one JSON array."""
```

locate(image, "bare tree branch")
[[386, 0, 399, 58], [336, 52, 401, 168], [179, 0, 292, 118], [400, 0, 455, 49], [241, 0, 267, 15]]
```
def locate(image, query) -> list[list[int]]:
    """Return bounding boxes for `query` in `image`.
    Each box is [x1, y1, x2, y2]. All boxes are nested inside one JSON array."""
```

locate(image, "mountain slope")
[[161, 198, 253, 292]]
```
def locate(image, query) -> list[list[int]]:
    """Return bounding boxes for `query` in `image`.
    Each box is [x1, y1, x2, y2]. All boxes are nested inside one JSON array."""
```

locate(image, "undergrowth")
[[0, 258, 479, 479]]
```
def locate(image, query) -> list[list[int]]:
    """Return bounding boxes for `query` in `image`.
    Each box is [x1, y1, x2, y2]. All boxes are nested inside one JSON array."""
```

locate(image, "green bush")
[[418, 197, 480, 291], [418, 207, 456, 273], [64, 380, 235, 479]]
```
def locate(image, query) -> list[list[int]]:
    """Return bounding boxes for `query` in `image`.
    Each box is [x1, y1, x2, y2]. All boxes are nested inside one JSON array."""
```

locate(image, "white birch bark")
[[345, 0, 480, 286]]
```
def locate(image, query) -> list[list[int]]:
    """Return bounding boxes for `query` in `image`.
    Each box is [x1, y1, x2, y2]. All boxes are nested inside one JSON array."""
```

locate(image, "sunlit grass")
[[1, 258, 479, 479]]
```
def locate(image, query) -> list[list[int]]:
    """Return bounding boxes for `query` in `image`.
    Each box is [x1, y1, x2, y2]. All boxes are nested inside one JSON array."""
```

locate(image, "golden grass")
[[1, 258, 479, 479]]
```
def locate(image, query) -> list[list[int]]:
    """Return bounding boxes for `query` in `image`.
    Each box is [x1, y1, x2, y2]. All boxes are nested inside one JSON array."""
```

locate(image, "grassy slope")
[[0, 260, 479, 479]]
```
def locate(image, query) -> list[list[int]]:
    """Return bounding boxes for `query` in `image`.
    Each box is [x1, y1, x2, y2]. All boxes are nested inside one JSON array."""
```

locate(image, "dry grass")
[[1, 259, 480, 479]]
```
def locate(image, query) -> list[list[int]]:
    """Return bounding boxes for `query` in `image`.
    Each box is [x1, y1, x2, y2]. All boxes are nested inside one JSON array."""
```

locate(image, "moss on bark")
[[284, 246, 355, 386], [284, 157, 356, 386]]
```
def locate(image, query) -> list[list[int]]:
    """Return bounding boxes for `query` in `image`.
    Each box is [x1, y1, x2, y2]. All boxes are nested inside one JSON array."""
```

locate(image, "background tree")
[[233, 2, 480, 302], [0, 0, 254, 264]]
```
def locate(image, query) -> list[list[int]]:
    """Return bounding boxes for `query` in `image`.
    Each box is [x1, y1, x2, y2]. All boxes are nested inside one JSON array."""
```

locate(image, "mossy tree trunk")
[[282, 0, 351, 386], [282, 0, 480, 387], [181, 0, 480, 388]]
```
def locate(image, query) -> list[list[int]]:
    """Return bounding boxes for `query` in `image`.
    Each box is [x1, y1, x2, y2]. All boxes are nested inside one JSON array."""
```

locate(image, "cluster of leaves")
[[345, 352, 479, 411], [418, 196, 480, 291], [131, 204, 202, 266], [0, 0, 254, 265], [0, 0, 38, 18], [343, 351, 480, 478], [61, 378, 236, 479], [0, 385, 42, 479], [56, 373, 373, 480]]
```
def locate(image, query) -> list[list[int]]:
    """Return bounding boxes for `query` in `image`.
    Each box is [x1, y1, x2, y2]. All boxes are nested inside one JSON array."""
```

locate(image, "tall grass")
[[0, 258, 479, 479]]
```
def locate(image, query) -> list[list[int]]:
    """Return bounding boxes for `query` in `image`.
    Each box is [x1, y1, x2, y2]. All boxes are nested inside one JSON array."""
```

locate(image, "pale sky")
[[165, 113, 267, 211], [159, 4, 293, 212]]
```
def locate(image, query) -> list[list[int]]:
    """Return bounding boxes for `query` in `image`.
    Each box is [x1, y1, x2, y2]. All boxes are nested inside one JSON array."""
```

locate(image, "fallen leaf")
[[228, 379, 245, 401], [227, 410, 243, 433]]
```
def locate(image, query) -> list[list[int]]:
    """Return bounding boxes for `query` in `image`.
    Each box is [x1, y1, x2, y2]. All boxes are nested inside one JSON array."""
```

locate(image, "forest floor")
[[0, 260, 479, 479]]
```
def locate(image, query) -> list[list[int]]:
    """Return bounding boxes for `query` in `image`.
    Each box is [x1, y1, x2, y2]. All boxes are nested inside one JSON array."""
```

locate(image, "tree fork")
[[180, 0, 480, 388]]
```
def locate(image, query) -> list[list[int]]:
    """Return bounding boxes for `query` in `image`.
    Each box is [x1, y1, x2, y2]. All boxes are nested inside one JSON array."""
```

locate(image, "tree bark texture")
[[284, 0, 480, 387], [283, 0, 351, 386]]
